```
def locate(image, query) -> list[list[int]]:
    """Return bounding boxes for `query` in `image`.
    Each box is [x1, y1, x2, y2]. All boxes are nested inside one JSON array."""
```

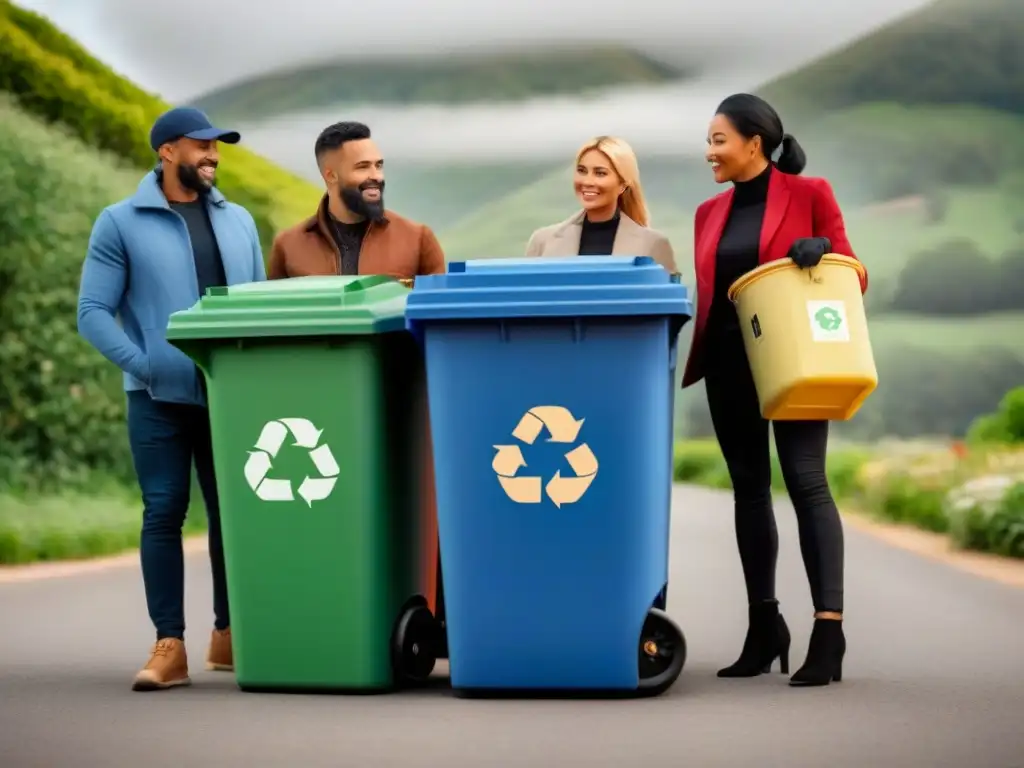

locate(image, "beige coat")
[[524, 211, 678, 273]]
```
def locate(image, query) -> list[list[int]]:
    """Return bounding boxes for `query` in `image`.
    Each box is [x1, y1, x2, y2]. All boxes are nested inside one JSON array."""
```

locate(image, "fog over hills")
[[18, 0, 930, 100]]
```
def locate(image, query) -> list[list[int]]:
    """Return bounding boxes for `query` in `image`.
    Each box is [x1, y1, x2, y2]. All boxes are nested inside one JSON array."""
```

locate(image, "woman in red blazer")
[[681, 93, 866, 688]]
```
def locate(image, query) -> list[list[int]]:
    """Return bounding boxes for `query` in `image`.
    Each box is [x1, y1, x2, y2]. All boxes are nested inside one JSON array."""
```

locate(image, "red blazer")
[[681, 169, 867, 388]]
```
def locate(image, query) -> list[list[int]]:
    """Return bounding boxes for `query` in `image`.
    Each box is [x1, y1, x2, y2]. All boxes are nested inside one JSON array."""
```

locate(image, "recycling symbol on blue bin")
[[491, 405, 599, 508]]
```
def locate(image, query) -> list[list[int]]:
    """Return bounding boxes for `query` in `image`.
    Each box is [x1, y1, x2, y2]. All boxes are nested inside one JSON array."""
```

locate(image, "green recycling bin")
[[165, 275, 444, 693]]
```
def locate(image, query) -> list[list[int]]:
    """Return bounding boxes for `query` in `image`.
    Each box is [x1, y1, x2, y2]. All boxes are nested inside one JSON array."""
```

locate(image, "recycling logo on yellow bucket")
[[491, 406, 599, 508], [244, 418, 340, 507], [806, 300, 850, 342]]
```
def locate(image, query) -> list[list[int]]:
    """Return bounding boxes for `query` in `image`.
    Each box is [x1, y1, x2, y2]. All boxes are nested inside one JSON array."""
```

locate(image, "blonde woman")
[[524, 136, 678, 272]]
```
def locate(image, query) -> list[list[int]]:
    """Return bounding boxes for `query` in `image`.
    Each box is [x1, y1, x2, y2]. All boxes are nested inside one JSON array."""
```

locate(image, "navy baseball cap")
[[149, 107, 241, 152]]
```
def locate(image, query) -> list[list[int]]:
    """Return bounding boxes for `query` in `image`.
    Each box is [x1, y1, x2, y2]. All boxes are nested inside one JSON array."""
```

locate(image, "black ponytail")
[[775, 133, 806, 175]]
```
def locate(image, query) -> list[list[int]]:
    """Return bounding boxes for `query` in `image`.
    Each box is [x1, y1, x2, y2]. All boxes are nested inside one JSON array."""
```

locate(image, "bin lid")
[[404, 256, 693, 327], [165, 274, 410, 341]]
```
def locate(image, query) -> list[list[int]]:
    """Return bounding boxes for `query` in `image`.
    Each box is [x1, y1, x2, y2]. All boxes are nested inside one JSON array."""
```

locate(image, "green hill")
[[759, 0, 1024, 118], [0, 0, 321, 248], [192, 46, 686, 122]]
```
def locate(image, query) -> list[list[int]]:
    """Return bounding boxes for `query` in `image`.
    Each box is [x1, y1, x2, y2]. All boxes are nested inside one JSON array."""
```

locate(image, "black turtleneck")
[[578, 210, 620, 256], [707, 163, 772, 339]]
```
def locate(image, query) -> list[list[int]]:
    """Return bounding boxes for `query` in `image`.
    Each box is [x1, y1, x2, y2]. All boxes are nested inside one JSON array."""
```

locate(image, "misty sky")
[[19, 0, 932, 101]]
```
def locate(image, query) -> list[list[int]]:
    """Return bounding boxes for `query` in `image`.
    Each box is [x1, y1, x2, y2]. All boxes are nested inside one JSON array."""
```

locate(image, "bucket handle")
[[805, 266, 824, 285]]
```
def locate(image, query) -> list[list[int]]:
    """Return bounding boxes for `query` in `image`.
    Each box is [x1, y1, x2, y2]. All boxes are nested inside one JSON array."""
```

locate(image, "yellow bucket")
[[727, 254, 878, 421]]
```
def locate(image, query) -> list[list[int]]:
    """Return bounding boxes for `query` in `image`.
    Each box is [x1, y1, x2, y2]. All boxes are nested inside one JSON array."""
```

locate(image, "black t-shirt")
[[578, 211, 620, 256], [169, 198, 227, 399], [170, 199, 227, 297], [327, 217, 369, 275]]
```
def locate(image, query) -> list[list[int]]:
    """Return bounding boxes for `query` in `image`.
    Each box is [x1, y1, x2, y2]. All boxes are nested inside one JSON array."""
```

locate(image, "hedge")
[[672, 439, 1024, 560], [0, 96, 145, 489], [0, 1, 321, 247]]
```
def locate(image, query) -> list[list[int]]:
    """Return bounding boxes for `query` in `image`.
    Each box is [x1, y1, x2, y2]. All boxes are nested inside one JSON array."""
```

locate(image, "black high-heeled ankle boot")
[[789, 618, 845, 687], [717, 599, 792, 678]]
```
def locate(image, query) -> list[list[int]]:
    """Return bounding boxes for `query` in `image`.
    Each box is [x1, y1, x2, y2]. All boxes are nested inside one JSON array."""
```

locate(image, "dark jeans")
[[704, 332, 844, 613], [126, 389, 229, 640]]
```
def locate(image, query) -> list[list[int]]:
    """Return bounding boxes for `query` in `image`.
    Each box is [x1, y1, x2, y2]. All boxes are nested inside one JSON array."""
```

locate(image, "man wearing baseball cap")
[[77, 106, 266, 691]]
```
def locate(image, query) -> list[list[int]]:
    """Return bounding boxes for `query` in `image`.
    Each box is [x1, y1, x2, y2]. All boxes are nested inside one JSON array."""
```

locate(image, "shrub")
[[967, 386, 1024, 445], [947, 477, 1024, 558], [888, 239, 1000, 315], [874, 474, 949, 533], [888, 240, 1024, 315], [0, 96, 140, 489], [988, 483, 1024, 558]]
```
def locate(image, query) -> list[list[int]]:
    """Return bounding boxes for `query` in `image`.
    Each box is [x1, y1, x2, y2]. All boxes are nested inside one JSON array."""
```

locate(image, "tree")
[[889, 239, 999, 315]]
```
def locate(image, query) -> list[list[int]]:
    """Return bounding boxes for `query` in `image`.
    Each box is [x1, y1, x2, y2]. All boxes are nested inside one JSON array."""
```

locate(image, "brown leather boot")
[[132, 638, 191, 691], [206, 627, 234, 672]]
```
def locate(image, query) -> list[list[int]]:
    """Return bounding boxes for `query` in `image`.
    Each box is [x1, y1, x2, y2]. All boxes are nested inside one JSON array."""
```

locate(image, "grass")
[[867, 312, 1024, 356], [845, 188, 1023, 282], [0, 486, 207, 565]]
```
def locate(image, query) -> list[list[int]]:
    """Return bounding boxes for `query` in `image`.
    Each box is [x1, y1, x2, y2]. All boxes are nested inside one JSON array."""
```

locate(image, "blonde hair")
[[575, 135, 650, 227]]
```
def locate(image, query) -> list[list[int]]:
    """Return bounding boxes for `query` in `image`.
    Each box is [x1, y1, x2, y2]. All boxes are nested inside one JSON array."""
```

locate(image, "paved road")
[[2, 485, 1023, 767]]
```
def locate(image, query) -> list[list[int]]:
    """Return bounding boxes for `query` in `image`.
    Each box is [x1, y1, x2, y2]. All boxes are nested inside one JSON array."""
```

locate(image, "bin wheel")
[[637, 608, 686, 696], [436, 619, 449, 660], [392, 604, 439, 685]]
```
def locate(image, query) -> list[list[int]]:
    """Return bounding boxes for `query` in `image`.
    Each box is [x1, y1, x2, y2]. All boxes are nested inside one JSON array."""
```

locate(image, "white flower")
[[945, 474, 1024, 517]]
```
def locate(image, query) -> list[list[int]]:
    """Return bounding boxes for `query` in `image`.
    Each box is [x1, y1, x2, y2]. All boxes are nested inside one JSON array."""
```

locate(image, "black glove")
[[787, 237, 832, 269]]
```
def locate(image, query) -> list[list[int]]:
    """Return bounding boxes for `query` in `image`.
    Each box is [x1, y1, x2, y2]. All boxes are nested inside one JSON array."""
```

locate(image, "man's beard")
[[178, 162, 216, 195], [340, 180, 386, 222]]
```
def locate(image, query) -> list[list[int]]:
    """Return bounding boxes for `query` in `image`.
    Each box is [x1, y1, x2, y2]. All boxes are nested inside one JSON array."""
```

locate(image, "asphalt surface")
[[2, 484, 1023, 767]]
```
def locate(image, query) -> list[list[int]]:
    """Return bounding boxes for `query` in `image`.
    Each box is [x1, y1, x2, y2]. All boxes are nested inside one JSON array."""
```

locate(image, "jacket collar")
[[130, 167, 227, 210]]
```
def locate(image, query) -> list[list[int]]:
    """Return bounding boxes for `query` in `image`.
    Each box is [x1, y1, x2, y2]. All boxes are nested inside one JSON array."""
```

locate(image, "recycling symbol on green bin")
[[243, 418, 340, 506], [814, 306, 843, 332]]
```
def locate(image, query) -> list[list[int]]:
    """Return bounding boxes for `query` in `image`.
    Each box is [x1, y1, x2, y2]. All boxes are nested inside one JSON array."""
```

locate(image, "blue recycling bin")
[[405, 256, 693, 697]]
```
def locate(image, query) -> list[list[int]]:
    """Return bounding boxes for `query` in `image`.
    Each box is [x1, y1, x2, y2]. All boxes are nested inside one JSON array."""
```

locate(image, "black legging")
[[704, 335, 844, 613]]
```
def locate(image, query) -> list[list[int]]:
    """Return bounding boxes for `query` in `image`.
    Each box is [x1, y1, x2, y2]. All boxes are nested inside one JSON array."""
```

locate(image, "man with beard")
[[77, 106, 266, 691], [268, 121, 446, 279]]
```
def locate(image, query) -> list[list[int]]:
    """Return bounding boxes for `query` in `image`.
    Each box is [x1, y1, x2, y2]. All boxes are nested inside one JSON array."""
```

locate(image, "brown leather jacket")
[[268, 195, 446, 279]]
